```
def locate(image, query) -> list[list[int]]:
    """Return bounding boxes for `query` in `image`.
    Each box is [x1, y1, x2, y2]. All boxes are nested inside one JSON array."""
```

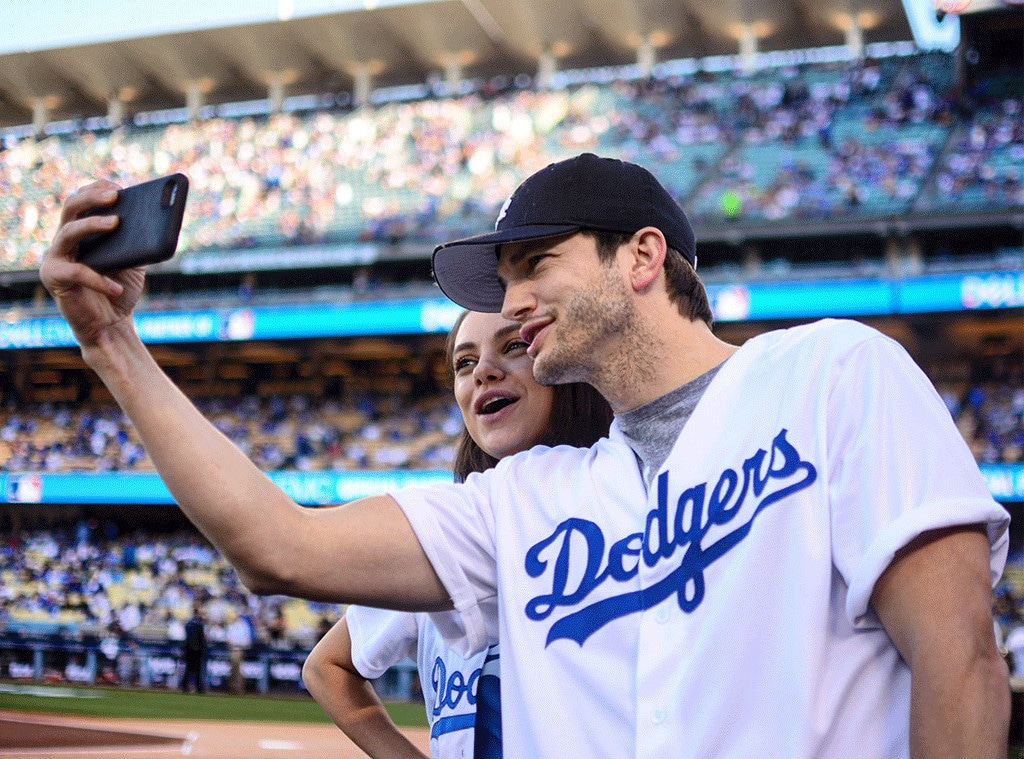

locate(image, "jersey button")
[[651, 708, 666, 724], [655, 606, 670, 624]]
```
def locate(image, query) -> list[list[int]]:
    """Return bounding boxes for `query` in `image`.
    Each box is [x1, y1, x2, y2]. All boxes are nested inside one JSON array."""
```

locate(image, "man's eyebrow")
[[499, 238, 553, 266], [495, 237, 559, 286]]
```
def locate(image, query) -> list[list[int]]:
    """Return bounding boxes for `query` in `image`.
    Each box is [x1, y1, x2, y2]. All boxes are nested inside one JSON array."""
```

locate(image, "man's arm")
[[872, 524, 1009, 758], [303, 616, 428, 759], [40, 180, 450, 610]]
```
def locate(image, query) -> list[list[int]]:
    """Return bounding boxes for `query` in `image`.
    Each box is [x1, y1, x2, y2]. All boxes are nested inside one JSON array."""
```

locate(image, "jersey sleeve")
[[826, 333, 1010, 628], [390, 472, 499, 658], [345, 606, 419, 680]]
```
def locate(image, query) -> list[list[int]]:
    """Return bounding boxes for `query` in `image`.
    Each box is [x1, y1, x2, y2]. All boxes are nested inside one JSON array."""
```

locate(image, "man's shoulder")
[[498, 437, 622, 474], [772, 318, 880, 344], [746, 318, 887, 363]]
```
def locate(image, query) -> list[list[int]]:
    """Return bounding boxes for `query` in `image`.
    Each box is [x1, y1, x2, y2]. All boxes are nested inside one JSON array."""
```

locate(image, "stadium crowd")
[[0, 369, 1016, 660], [0, 374, 1018, 691], [1, 50, 1020, 271], [0, 379, 1019, 685], [932, 93, 1024, 210], [0, 523, 341, 651], [0, 374, 1021, 477], [939, 381, 1024, 466], [0, 390, 463, 474]]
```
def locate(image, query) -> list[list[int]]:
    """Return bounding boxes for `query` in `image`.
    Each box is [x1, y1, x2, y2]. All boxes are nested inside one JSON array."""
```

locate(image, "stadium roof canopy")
[[0, 0, 930, 128]]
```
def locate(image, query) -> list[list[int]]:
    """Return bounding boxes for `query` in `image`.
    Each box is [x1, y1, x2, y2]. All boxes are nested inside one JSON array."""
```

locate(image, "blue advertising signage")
[[898, 271, 1024, 314], [707, 278, 894, 322], [0, 298, 464, 349], [2, 465, 1020, 505], [0, 269, 1018, 350], [1, 470, 452, 506]]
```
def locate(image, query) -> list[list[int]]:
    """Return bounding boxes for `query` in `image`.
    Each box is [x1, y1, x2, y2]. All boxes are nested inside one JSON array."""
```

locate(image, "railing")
[[0, 632, 419, 700]]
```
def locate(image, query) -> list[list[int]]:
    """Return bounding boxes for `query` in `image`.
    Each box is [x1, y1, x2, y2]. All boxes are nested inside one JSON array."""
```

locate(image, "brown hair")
[[585, 230, 713, 326], [444, 310, 614, 482]]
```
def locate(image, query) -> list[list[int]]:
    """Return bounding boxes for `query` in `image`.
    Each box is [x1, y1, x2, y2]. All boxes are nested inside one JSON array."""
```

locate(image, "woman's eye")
[[505, 340, 529, 353], [454, 357, 475, 372]]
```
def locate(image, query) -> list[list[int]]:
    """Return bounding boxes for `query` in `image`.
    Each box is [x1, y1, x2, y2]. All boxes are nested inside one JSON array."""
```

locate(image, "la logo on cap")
[[494, 196, 513, 230]]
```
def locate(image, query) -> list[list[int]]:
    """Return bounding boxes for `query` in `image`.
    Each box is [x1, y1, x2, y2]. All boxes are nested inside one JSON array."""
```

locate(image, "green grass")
[[0, 683, 428, 728], [10, 684, 1014, 755]]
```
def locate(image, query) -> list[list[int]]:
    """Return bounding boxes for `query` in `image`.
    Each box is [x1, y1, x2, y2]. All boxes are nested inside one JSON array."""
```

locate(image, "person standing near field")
[[225, 610, 254, 695], [42, 153, 1009, 758], [181, 606, 207, 694], [302, 310, 612, 758]]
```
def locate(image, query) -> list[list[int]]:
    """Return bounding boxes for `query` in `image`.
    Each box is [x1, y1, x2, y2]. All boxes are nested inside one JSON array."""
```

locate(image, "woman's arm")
[[303, 616, 428, 759]]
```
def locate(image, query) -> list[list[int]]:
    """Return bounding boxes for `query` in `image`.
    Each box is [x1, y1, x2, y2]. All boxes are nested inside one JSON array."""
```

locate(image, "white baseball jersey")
[[346, 606, 485, 759], [392, 319, 1009, 759]]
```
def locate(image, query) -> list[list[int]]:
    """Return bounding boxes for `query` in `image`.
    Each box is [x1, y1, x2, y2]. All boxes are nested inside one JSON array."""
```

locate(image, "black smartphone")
[[77, 173, 189, 272]]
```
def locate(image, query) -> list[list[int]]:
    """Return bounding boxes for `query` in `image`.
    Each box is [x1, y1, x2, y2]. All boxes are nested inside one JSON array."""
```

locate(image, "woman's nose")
[[474, 356, 504, 384]]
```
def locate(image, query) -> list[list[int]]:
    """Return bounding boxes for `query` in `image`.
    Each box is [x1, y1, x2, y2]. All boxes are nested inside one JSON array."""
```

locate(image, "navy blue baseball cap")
[[431, 153, 697, 313]]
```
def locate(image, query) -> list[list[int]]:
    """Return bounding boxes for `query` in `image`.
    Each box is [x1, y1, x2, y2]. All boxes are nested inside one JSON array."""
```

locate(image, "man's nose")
[[501, 279, 535, 323]]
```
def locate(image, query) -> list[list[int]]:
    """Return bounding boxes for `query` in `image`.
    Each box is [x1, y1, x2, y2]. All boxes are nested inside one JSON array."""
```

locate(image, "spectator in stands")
[[302, 309, 613, 757], [267, 608, 289, 649]]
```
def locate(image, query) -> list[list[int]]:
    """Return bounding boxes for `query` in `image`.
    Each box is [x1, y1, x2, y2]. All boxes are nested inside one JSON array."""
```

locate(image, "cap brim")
[[431, 224, 579, 312]]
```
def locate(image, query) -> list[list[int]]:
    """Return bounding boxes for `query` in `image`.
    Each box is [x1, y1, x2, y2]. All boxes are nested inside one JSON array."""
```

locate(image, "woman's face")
[[452, 311, 556, 461]]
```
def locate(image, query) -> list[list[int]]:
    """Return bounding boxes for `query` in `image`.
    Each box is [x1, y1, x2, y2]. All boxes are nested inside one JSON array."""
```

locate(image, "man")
[[182, 606, 207, 694], [41, 154, 1008, 757]]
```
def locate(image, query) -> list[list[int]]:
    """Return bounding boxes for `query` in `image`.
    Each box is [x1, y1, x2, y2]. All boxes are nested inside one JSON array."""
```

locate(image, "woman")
[[302, 310, 613, 758]]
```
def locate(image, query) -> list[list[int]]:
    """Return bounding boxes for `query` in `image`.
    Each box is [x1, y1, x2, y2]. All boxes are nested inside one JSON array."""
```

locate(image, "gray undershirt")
[[616, 361, 726, 488]]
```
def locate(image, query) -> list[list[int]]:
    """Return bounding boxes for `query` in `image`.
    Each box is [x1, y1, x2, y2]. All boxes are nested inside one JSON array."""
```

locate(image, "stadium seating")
[[0, 373, 1019, 473], [0, 372, 1018, 657], [0, 392, 464, 474], [926, 98, 1024, 211], [0, 524, 342, 652], [1, 51, 1020, 272]]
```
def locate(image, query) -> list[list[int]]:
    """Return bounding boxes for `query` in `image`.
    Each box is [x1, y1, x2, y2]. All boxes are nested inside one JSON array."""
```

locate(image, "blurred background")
[[0, 0, 1019, 699]]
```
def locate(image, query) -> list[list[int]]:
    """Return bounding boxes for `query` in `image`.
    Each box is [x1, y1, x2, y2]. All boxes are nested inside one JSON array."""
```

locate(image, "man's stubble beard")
[[532, 263, 656, 398]]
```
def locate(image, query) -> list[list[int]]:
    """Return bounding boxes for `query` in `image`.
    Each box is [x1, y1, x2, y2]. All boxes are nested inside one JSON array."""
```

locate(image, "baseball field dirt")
[[0, 709, 431, 758]]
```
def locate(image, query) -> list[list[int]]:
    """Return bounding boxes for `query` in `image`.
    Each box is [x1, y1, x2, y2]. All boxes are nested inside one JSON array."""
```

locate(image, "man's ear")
[[628, 227, 667, 293]]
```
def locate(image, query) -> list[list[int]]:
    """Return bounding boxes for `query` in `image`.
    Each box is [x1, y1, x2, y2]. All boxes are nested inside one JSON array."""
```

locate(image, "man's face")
[[496, 232, 637, 387]]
